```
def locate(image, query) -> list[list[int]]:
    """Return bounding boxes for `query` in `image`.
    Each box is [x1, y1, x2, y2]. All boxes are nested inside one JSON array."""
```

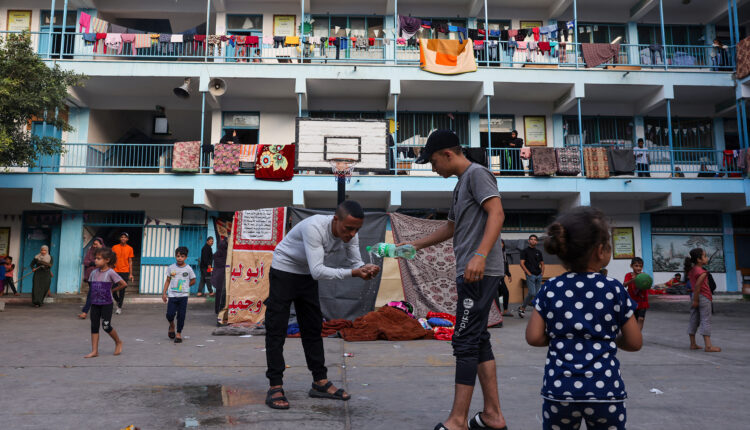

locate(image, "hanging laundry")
[[120, 34, 136, 55], [171, 34, 183, 43], [566, 20, 575, 29], [82, 33, 96, 45], [273, 36, 284, 48], [421, 20, 432, 29], [356, 36, 368, 50], [263, 35, 273, 45], [90, 17, 108, 33], [538, 41, 551, 53], [94, 33, 107, 53], [581, 43, 620, 68], [79, 12, 91, 33], [532, 27, 540, 41], [397, 37, 407, 45], [207, 35, 223, 56], [105, 33, 122, 55], [158, 33, 171, 54], [368, 37, 375, 46], [448, 25, 458, 32], [457, 27, 468, 38], [399, 15, 422, 39], [247, 35, 259, 47], [508, 29, 518, 38], [419, 39, 477, 75], [284, 36, 300, 46], [134, 34, 151, 49], [194, 34, 206, 52], [434, 22, 449, 34]]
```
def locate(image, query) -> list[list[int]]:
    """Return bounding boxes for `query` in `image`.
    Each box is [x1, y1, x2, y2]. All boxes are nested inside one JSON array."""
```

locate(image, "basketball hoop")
[[329, 158, 358, 184]]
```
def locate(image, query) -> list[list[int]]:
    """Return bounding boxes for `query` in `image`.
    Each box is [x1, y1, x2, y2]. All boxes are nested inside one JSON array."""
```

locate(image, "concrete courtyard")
[[0, 298, 748, 429]]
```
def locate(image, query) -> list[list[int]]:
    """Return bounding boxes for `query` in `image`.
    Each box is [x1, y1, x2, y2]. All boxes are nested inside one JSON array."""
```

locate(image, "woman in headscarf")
[[210, 237, 229, 317], [31, 245, 54, 307], [78, 237, 105, 318]]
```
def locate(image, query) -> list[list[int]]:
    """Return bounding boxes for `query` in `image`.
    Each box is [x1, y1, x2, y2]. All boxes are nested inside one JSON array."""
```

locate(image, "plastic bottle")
[[366, 243, 417, 259]]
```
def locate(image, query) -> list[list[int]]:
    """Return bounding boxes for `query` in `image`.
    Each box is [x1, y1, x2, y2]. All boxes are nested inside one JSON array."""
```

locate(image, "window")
[[637, 25, 705, 45], [478, 20, 511, 32], [41, 11, 76, 27], [579, 23, 627, 44], [396, 112, 470, 146], [651, 212, 722, 233], [222, 112, 259, 145], [226, 15, 263, 33], [503, 211, 557, 232], [309, 112, 385, 120], [564, 116, 633, 146], [643, 118, 713, 149], [479, 116, 515, 149], [310, 16, 384, 39]]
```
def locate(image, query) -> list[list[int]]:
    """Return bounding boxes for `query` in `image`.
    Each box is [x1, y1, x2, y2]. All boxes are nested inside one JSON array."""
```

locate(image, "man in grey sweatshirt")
[[265, 200, 379, 410]]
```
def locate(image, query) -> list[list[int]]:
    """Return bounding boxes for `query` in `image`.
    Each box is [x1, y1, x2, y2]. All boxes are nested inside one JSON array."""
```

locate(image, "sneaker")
[[115, 307, 122, 315], [517, 308, 525, 318]]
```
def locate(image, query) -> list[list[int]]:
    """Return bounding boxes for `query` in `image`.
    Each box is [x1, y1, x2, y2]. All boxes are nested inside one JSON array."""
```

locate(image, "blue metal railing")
[[1, 142, 743, 178], [1, 30, 736, 71]]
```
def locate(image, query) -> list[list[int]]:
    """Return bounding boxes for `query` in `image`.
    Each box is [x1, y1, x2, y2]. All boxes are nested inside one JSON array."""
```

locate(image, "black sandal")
[[174, 337, 182, 343], [168, 330, 175, 339], [309, 381, 350, 401], [266, 387, 290, 410], [468, 412, 508, 430]]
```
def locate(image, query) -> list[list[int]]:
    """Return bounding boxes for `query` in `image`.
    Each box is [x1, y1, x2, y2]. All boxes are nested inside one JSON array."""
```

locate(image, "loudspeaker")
[[173, 78, 191, 99], [208, 78, 227, 97]]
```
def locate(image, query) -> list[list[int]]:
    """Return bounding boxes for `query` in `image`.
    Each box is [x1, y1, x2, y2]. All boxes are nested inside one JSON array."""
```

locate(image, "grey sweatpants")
[[687, 295, 712, 337]]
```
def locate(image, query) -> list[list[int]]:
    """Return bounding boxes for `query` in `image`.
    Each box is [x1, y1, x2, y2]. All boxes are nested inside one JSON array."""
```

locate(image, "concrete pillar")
[[713, 117, 725, 151], [56, 211, 84, 294], [552, 114, 564, 147], [469, 112, 481, 148], [723, 213, 738, 292], [627, 22, 639, 65], [634, 116, 644, 144], [640, 213, 653, 276]]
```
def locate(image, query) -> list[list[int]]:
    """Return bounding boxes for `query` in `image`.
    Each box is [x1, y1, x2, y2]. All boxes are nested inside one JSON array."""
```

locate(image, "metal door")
[[140, 225, 206, 294]]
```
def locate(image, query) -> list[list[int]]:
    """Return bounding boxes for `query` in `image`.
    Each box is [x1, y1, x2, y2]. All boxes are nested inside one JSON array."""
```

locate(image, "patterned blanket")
[[389, 213, 502, 326]]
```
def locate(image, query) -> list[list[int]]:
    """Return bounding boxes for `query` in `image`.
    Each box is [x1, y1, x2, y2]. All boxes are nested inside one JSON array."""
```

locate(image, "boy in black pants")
[[161, 247, 196, 343]]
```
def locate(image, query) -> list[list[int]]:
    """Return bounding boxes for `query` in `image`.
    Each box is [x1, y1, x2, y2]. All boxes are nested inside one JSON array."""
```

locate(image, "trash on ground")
[[343, 352, 354, 357], [650, 388, 664, 395], [239, 335, 253, 338]]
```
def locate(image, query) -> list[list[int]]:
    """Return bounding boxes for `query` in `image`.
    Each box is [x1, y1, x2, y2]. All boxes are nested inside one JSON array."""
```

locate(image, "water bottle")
[[366, 243, 417, 259]]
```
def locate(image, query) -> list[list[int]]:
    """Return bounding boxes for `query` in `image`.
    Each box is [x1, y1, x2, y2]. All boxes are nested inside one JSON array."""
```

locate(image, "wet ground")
[[1, 299, 749, 429]]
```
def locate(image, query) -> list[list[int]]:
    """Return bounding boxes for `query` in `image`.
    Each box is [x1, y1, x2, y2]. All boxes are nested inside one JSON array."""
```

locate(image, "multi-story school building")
[[0, 0, 748, 299]]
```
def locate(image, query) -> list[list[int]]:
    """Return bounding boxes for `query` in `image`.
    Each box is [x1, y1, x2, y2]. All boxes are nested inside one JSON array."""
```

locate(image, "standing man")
[[264, 200, 380, 410], [197, 237, 214, 297], [407, 130, 508, 430], [634, 138, 650, 177], [517, 234, 544, 318], [112, 232, 135, 315]]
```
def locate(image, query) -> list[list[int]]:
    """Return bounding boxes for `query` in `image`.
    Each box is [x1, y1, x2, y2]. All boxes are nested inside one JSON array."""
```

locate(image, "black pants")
[[453, 275, 500, 386], [265, 267, 327, 387], [212, 273, 225, 314], [114, 273, 128, 308], [494, 278, 509, 312], [636, 163, 650, 177], [90, 304, 114, 334], [197, 269, 213, 294], [166, 296, 188, 333], [4, 277, 17, 294]]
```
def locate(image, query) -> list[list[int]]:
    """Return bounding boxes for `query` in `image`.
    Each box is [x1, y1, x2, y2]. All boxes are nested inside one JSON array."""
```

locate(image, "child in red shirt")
[[685, 248, 720, 352], [623, 257, 648, 331]]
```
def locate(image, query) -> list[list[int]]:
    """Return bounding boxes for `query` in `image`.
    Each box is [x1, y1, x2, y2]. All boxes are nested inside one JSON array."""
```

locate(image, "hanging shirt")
[[79, 12, 92, 33]]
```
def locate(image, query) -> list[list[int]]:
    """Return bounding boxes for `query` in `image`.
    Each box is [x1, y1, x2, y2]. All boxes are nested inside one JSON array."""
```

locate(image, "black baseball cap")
[[414, 130, 461, 164], [120, 232, 129, 238]]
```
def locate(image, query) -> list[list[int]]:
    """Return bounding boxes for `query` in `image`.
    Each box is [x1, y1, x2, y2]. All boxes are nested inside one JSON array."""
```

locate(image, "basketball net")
[[329, 158, 358, 184]]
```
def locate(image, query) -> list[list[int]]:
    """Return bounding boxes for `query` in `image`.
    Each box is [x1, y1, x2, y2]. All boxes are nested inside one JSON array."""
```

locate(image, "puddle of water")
[[117, 384, 265, 408]]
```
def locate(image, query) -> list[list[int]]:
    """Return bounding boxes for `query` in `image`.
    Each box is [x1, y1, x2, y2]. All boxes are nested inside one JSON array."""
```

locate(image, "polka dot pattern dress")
[[534, 272, 636, 402]]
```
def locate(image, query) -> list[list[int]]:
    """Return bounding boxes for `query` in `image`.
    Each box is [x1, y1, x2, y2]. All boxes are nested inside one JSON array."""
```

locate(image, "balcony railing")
[[2, 30, 736, 71], [3, 143, 743, 179]]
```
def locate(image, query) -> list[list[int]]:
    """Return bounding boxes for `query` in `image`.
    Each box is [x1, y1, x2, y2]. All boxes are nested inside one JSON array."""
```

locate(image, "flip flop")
[[469, 412, 508, 430], [309, 381, 350, 401], [266, 387, 290, 410], [168, 330, 176, 339], [174, 337, 183, 343]]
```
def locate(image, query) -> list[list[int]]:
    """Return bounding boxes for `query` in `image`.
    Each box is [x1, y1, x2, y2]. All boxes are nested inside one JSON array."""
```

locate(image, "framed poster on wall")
[[0, 227, 10, 256], [273, 15, 297, 36], [7, 10, 32, 32], [520, 21, 543, 30], [524, 116, 547, 146], [612, 227, 634, 259], [652, 235, 725, 273]]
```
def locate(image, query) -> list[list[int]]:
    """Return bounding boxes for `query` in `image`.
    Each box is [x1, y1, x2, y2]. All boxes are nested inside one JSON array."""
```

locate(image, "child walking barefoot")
[[685, 248, 721, 352], [85, 248, 126, 358], [526, 207, 642, 430], [161, 247, 196, 344]]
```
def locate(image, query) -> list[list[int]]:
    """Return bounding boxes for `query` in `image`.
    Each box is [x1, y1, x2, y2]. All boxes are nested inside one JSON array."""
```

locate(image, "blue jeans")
[[166, 296, 189, 333], [522, 274, 543, 309]]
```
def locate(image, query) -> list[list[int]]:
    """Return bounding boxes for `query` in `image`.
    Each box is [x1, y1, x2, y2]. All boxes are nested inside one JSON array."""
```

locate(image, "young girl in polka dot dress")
[[526, 207, 643, 430]]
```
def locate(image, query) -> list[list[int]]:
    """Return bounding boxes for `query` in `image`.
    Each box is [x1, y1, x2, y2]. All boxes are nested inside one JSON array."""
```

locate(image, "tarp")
[[390, 212, 503, 325], [288, 208, 388, 321]]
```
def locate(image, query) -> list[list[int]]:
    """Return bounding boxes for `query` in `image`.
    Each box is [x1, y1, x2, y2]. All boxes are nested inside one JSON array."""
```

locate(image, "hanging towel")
[[134, 34, 151, 49], [79, 12, 92, 33], [105, 33, 123, 54], [607, 148, 636, 175], [285, 36, 300, 46], [532, 27, 540, 41], [90, 17, 108, 33], [538, 42, 551, 53], [419, 39, 477, 75], [171, 34, 183, 43], [581, 43, 620, 68], [247, 35, 259, 46], [120, 34, 136, 55]]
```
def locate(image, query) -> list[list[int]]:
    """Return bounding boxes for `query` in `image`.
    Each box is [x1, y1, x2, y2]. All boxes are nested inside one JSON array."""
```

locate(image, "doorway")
[[19, 215, 61, 293]]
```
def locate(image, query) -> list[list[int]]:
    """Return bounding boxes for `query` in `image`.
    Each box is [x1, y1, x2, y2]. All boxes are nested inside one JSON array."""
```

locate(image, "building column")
[[61, 107, 89, 173], [626, 22, 639, 65], [640, 213, 653, 276], [713, 117, 726, 151], [552, 114, 564, 148], [56, 211, 84, 294], [634, 115, 644, 143], [723, 213, 738, 292], [469, 113, 481, 148]]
